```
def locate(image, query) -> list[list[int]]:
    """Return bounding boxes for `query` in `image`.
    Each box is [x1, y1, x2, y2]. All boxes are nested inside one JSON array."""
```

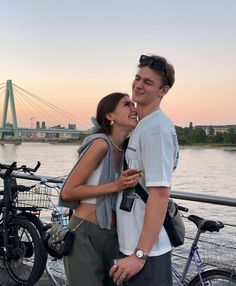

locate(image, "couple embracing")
[[59, 53, 179, 286]]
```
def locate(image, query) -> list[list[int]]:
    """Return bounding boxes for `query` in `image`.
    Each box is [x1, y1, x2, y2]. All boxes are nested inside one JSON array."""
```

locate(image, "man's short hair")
[[138, 54, 175, 88]]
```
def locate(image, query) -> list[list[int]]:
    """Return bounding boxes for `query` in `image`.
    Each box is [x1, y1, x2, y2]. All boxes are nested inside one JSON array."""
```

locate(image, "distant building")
[[51, 124, 65, 129], [42, 121, 46, 129], [196, 124, 236, 135], [68, 123, 76, 130], [2, 121, 87, 141]]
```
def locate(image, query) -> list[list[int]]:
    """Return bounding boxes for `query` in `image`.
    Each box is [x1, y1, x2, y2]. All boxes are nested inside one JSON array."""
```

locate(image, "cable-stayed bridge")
[[0, 80, 92, 143]]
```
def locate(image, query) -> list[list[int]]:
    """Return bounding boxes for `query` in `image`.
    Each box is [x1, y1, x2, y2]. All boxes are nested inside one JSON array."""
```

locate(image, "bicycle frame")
[[0, 162, 42, 257], [172, 227, 209, 285], [0, 161, 48, 285], [0, 176, 16, 259]]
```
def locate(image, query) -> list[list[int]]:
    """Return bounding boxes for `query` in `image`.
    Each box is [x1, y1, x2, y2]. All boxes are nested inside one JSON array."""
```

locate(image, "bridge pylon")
[[0, 80, 20, 141]]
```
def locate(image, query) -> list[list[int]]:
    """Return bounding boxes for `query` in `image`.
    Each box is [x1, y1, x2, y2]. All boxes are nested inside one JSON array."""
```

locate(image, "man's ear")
[[160, 85, 170, 97]]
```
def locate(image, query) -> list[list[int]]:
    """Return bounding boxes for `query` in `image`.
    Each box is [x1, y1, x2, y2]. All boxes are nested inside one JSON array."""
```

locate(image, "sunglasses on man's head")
[[139, 55, 171, 86]]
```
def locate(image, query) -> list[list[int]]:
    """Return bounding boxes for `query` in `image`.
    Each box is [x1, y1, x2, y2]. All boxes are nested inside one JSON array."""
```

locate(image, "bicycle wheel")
[[4, 217, 47, 285], [17, 212, 45, 236], [188, 268, 236, 285]]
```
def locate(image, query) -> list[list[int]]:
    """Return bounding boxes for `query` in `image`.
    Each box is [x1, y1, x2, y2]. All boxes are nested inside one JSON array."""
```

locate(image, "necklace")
[[108, 135, 123, 152]]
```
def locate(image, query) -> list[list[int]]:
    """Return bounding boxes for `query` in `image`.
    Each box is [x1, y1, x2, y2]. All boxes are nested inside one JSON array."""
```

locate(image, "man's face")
[[132, 66, 164, 106]]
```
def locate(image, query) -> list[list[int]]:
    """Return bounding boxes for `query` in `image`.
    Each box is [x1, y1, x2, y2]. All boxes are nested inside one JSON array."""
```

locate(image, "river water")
[[0, 143, 236, 224], [1, 143, 236, 282]]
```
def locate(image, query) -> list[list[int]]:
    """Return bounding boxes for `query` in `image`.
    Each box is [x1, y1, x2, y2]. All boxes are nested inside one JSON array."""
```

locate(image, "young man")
[[110, 54, 179, 286]]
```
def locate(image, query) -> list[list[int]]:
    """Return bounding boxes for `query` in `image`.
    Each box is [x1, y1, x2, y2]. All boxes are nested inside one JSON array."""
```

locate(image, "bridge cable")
[[14, 89, 61, 126], [13, 84, 90, 129]]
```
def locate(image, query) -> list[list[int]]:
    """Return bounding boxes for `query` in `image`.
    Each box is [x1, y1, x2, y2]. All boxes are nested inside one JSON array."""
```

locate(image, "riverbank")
[[1, 138, 236, 148], [182, 142, 236, 147], [179, 144, 236, 151], [0, 139, 22, 145], [0, 138, 85, 145]]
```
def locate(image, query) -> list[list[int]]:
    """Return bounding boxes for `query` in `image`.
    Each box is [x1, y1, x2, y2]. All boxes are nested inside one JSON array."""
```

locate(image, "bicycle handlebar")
[[0, 161, 41, 178], [10, 185, 36, 192], [178, 205, 189, 212], [0, 162, 17, 177], [21, 161, 41, 173]]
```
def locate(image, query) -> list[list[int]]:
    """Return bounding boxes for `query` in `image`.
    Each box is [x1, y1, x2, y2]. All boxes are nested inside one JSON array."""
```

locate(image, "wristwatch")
[[134, 248, 148, 260]]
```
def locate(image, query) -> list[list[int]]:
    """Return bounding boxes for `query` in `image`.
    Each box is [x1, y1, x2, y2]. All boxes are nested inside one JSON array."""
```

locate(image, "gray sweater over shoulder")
[[58, 133, 119, 229]]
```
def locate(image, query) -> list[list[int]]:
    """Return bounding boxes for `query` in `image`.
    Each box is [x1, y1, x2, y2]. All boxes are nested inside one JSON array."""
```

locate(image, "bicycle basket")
[[201, 232, 236, 270], [16, 185, 53, 209]]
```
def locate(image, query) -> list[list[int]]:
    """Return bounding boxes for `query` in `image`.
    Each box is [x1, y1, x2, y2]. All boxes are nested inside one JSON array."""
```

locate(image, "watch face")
[[136, 249, 143, 258]]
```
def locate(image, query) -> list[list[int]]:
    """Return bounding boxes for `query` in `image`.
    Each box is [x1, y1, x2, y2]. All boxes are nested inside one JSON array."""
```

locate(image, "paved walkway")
[[0, 259, 67, 286]]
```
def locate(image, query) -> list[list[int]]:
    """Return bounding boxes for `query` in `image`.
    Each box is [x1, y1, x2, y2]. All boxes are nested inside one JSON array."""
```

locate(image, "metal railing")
[[171, 190, 236, 207], [1, 170, 236, 285], [1, 170, 236, 208]]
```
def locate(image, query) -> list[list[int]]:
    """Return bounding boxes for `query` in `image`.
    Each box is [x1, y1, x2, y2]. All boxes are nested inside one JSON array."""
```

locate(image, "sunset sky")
[[0, 0, 235, 130]]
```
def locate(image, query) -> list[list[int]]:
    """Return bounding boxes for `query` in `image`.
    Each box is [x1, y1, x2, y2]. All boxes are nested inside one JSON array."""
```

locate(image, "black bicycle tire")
[[17, 212, 45, 236], [188, 268, 236, 285], [4, 217, 47, 285], [17, 212, 55, 257]]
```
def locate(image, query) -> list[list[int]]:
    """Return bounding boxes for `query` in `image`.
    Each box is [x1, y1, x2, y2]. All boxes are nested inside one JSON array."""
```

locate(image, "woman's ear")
[[106, 112, 114, 122]]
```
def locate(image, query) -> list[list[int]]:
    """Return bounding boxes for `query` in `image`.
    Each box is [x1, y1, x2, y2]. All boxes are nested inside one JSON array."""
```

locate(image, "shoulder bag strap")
[[135, 183, 148, 204], [122, 137, 149, 204]]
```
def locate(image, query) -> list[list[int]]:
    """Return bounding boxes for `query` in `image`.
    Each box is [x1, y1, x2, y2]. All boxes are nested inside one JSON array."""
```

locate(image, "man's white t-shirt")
[[116, 109, 179, 257]]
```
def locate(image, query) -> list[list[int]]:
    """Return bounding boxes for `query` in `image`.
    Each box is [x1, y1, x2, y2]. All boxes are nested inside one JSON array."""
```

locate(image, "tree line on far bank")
[[176, 123, 236, 145], [80, 122, 236, 146]]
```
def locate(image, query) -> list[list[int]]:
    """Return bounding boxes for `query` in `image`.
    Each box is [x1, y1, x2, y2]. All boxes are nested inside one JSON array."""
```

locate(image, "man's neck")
[[137, 104, 160, 120]]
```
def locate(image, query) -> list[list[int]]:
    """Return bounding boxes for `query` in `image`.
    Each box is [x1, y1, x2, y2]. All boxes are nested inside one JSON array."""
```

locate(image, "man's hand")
[[109, 255, 145, 285]]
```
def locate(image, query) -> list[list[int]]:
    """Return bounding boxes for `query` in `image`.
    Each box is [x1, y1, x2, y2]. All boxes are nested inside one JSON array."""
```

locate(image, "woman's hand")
[[115, 168, 142, 191]]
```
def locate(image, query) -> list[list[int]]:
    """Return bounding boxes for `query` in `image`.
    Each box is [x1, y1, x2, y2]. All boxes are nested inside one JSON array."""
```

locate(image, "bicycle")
[[0, 161, 48, 285], [172, 210, 236, 285]]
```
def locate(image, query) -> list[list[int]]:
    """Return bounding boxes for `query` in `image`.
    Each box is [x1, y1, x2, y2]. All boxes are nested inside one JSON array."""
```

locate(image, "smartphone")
[[128, 169, 143, 175]]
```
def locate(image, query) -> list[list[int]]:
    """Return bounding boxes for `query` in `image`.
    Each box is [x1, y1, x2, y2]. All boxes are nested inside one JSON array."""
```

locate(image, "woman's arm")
[[61, 138, 140, 201]]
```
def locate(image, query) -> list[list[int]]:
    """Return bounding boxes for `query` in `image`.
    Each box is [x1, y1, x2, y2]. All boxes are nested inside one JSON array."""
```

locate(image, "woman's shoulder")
[[84, 133, 109, 143], [85, 133, 109, 146], [79, 133, 110, 155], [91, 137, 109, 152]]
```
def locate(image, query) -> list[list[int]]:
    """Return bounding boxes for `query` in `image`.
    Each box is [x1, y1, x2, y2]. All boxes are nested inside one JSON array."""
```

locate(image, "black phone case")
[[119, 188, 135, 212]]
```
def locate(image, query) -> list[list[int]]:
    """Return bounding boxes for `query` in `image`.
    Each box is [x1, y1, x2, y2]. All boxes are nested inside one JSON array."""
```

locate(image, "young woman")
[[60, 92, 139, 286]]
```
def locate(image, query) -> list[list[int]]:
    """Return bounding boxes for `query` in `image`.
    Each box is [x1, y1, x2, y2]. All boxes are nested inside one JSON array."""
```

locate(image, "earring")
[[110, 120, 114, 126]]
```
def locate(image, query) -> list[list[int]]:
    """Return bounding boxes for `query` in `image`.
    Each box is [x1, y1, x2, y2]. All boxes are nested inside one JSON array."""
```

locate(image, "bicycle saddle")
[[188, 214, 224, 232]]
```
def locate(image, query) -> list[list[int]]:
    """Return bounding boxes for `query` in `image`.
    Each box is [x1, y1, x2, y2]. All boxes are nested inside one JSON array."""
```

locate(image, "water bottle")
[[51, 210, 60, 224], [60, 215, 68, 228], [58, 206, 69, 228]]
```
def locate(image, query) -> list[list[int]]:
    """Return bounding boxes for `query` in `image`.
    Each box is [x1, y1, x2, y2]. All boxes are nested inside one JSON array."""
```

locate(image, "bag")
[[164, 199, 185, 247], [45, 224, 75, 259], [134, 183, 185, 247]]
